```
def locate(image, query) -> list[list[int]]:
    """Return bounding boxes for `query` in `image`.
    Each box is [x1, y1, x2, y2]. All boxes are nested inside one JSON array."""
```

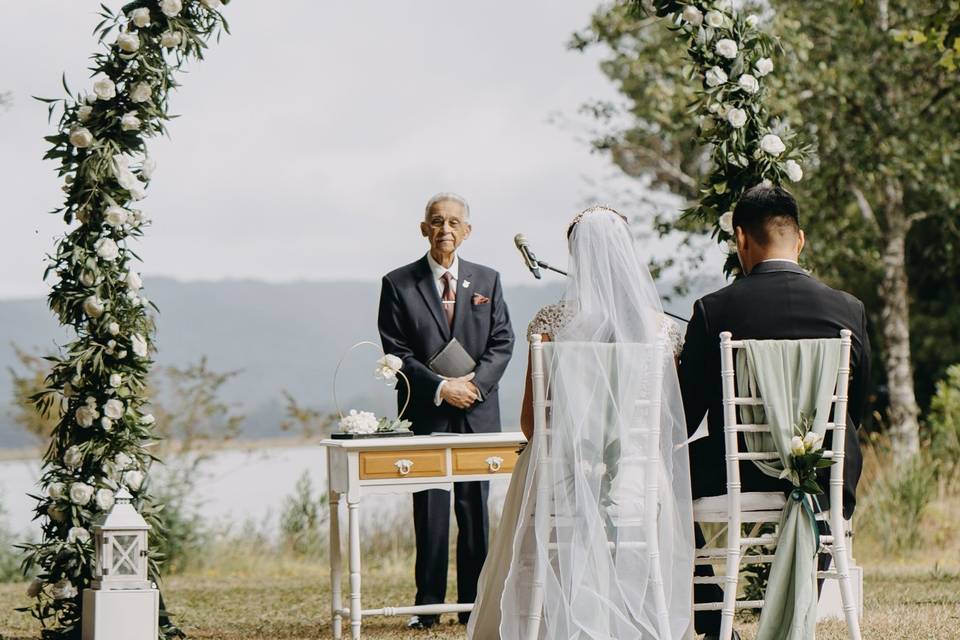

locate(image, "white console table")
[[321, 432, 527, 640]]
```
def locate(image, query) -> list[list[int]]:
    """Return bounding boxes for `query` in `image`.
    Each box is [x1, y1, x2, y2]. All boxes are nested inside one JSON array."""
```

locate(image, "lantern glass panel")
[[111, 534, 140, 576]]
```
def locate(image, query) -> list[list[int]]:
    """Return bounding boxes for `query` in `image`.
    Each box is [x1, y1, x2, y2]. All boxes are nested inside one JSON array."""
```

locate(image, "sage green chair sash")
[[736, 339, 842, 640]]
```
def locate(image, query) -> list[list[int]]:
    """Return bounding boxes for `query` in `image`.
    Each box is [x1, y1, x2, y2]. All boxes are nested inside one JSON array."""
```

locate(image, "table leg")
[[330, 489, 343, 640], [349, 499, 362, 640]]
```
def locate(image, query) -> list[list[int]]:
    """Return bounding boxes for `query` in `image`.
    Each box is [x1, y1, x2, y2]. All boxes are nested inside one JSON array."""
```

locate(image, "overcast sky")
[[0, 1, 723, 301]]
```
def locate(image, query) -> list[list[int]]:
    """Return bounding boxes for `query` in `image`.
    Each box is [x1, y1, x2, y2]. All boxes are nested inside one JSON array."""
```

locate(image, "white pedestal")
[[82, 588, 160, 640], [817, 564, 864, 621]]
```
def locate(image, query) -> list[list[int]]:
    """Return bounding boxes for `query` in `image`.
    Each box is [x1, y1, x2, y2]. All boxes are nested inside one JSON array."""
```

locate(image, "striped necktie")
[[441, 271, 456, 328]]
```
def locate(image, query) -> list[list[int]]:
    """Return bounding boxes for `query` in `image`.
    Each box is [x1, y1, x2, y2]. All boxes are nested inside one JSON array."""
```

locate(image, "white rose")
[[715, 38, 739, 59], [47, 504, 67, 522], [374, 354, 403, 381], [68, 526, 91, 543], [83, 295, 105, 318], [682, 6, 703, 26], [705, 11, 724, 28], [26, 578, 44, 598], [726, 107, 747, 128], [115, 452, 134, 469], [705, 66, 728, 88], [120, 112, 141, 132], [123, 469, 145, 491], [108, 322, 120, 336], [140, 413, 155, 425], [104, 398, 125, 420], [790, 435, 807, 457], [715, 0, 733, 9], [95, 488, 115, 511], [760, 133, 786, 156], [104, 205, 129, 228], [755, 57, 774, 77], [117, 32, 140, 53], [76, 404, 99, 428], [113, 154, 147, 200], [131, 7, 151, 28], [719, 211, 734, 233], [130, 82, 152, 103], [50, 579, 77, 600], [48, 482, 67, 501], [117, 349, 127, 359], [160, 0, 183, 17], [161, 30, 183, 48], [77, 105, 93, 123], [746, 14, 760, 28], [79, 271, 96, 287], [94, 237, 120, 262], [784, 159, 803, 182], [131, 333, 148, 358], [64, 445, 83, 469], [69, 482, 94, 506], [339, 409, 379, 435], [101, 417, 114, 431], [738, 73, 760, 94], [201, 0, 223, 9], [141, 157, 157, 180], [124, 270, 144, 291], [109, 373, 123, 388], [803, 431, 823, 452], [92, 75, 116, 101], [69, 127, 94, 148]]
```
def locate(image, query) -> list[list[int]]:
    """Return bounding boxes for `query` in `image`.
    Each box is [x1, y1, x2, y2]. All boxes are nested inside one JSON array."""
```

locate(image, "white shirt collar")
[[426, 252, 459, 282], [758, 258, 799, 265]]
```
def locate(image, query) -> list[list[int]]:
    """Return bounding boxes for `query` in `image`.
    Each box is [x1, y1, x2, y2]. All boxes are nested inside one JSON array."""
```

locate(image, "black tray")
[[331, 431, 415, 440]]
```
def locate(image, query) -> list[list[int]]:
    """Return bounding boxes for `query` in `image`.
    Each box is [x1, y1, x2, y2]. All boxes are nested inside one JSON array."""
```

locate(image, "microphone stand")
[[534, 261, 689, 324]]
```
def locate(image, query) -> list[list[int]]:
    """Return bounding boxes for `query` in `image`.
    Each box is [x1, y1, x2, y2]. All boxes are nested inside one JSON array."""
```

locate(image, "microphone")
[[514, 234, 542, 279]]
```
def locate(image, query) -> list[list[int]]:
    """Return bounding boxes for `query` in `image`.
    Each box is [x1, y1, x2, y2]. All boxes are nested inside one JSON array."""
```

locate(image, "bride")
[[468, 206, 694, 639]]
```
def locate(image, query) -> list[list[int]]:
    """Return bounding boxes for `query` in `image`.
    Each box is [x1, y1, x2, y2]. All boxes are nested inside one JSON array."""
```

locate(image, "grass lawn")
[[1, 556, 957, 639]]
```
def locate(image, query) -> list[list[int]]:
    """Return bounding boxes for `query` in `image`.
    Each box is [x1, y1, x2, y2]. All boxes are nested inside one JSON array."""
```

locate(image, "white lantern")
[[91, 488, 151, 590]]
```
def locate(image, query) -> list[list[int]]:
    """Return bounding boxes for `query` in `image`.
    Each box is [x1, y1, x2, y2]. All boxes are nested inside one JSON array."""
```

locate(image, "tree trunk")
[[878, 191, 921, 462]]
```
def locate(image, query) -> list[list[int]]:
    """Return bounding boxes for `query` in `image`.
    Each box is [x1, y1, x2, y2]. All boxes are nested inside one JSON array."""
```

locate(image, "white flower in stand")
[[131, 7, 151, 28], [94, 237, 120, 262], [104, 398, 125, 420], [50, 579, 77, 600], [64, 445, 83, 469], [719, 211, 734, 234], [790, 435, 807, 457], [120, 111, 142, 132], [108, 321, 120, 335], [161, 30, 183, 48], [705, 11, 724, 28], [160, 0, 183, 17], [109, 373, 123, 388], [760, 133, 786, 156], [755, 57, 774, 77], [95, 488, 115, 511], [68, 526, 91, 544], [83, 295, 105, 318], [47, 504, 67, 522], [131, 333, 148, 358], [69, 482, 94, 506], [803, 431, 823, 451], [48, 482, 67, 501], [682, 5, 703, 26], [92, 75, 116, 100], [726, 107, 747, 129], [116, 32, 140, 53], [705, 66, 728, 87], [69, 127, 94, 148], [125, 269, 144, 291], [201, 0, 223, 9], [104, 205, 129, 228], [784, 159, 804, 182], [738, 73, 760, 94], [130, 82, 152, 103], [76, 403, 99, 428], [123, 469, 145, 491], [141, 413, 155, 425], [141, 157, 157, 180], [374, 354, 403, 382], [77, 104, 93, 122], [715, 38, 739, 59], [339, 409, 379, 435], [26, 578, 43, 598], [113, 154, 147, 200]]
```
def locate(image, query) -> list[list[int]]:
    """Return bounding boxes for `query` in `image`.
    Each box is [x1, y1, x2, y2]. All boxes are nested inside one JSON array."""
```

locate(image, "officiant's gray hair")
[[425, 192, 470, 219]]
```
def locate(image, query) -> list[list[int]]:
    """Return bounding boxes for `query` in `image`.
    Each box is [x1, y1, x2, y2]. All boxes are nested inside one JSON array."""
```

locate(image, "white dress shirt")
[[426, 253, 460, 406]]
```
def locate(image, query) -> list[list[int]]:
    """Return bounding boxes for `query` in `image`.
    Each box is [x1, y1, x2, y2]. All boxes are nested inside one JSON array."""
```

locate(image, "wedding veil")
[[498, 207, 694, 639]]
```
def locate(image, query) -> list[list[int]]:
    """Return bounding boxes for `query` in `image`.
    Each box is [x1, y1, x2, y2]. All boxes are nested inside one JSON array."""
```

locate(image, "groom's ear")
[[797, 229, 806, 255], [420, 220, 429, 238]]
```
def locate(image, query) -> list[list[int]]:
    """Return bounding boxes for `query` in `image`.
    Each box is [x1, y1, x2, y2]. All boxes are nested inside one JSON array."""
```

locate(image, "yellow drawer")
[[359, 449, 446, 480], [452, 446, 519, 476]]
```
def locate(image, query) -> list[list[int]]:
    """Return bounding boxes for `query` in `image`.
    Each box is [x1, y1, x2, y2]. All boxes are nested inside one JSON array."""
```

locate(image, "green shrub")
[[929, 364, 960, 487], [860, 451, 938, 553], [279, 472, 327, 558]]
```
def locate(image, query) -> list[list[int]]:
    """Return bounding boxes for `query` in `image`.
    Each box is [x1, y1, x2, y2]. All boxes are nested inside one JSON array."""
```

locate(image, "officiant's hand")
[[440, 372, 479, 409]]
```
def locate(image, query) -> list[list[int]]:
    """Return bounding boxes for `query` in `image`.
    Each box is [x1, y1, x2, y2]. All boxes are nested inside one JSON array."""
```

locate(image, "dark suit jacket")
[[378, 255, 515, 435], [678, 261, 870, 518]]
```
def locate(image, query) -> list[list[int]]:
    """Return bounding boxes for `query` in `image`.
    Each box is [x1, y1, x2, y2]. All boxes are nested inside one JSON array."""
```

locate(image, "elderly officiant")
[[377, 192, 515, 629]]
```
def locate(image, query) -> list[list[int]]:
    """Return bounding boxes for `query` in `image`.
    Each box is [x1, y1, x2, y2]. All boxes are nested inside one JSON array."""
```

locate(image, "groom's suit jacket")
[[679, 260, 870, 518], [378, 255, 515, 435]]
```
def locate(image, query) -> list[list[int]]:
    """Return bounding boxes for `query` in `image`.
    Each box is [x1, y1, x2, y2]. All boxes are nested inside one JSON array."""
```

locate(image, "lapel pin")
[[463, 280, 471, 289]]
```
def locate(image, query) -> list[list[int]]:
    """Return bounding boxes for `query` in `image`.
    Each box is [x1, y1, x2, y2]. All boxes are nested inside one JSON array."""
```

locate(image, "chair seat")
[[693, 492, 786, 523]]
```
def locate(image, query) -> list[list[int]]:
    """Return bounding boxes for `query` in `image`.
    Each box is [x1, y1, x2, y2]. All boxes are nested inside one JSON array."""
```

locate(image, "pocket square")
[[472, 293, 490, 305]]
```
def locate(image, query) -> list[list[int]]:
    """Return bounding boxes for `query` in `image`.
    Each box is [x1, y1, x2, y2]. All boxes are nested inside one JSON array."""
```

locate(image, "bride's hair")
[[566, 205, 628, 239]]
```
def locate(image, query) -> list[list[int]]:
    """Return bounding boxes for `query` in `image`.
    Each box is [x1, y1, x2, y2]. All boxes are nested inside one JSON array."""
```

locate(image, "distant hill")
[[0, 275, 715, 448]]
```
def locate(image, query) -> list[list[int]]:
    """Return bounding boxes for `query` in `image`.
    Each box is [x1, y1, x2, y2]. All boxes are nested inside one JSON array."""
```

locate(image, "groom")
[[679, 185, 871, 639], [378, 192, 515, 629]]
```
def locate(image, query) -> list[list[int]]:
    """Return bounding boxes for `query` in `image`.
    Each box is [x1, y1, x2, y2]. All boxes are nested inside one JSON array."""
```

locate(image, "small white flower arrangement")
[[333, 342, 413, 438]]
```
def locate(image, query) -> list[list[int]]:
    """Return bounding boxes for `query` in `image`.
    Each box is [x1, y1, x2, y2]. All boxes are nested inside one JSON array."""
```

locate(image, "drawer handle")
[[394, 459, 414, 476], [485, 456, 504, 473]]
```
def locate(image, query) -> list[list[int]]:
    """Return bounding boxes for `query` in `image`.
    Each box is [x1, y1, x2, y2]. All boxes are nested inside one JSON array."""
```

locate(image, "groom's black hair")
[[732, 184, 800, 246]]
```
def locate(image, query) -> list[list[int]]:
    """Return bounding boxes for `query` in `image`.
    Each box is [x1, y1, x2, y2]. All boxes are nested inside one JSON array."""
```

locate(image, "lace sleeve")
[[661, 316, 685, 358]]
